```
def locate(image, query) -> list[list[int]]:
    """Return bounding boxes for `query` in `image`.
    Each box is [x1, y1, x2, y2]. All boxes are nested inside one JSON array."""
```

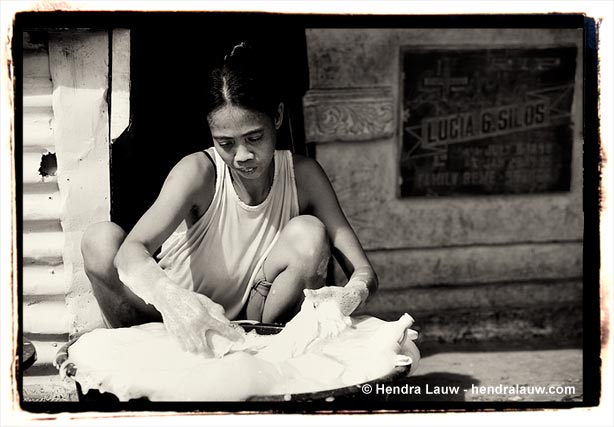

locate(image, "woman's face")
[[208, 104, 280, 182]]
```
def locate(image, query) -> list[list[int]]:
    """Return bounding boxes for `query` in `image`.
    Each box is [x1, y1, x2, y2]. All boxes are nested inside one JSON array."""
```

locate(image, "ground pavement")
[[368, 343, 583, 403]]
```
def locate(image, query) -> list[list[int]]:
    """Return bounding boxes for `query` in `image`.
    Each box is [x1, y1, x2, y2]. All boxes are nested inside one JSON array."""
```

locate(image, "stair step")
[[23, 77, 53, 108], [23, 264, 65, 296], [23, 111, 54, 149], [23, 300, 70, 335], [23, 191, 61, 222], [23, 231, 64, 265], [23, 151, 57, 185]]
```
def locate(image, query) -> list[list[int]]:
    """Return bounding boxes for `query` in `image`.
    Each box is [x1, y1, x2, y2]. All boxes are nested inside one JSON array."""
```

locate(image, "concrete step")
[[364, 242, 583, 288], [358, 279, 583, 344], [23, 191, 61, 222], [23, 77, 53, 109], [23, 230, 64, 265], [23, 264, 65, 297], [363, 304, 583, 345], [22, 180, 59, 196], [361, 279, 582, 315], [23, 220, 63, 234], [23, 299, 70, 335], [23, 151, 57, 185], [23, 110, 54, 149]]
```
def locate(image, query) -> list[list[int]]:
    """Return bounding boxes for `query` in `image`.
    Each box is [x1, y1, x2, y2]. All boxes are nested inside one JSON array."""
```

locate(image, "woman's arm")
[[294, 156, 378, 314], [114, 153, 210, 297], [114, 153, 242, 354]]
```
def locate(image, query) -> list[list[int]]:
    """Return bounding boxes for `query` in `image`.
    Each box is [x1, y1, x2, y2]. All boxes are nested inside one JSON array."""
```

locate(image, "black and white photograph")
[[1, 2, 612, 425]]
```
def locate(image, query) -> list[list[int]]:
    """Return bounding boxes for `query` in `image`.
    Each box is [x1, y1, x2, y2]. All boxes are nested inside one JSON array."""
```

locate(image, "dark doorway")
[[111, 14, 310, 233]]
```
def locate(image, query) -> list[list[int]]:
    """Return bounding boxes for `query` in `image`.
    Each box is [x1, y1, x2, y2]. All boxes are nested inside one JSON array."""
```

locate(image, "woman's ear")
[[274, 103, 284, 130]]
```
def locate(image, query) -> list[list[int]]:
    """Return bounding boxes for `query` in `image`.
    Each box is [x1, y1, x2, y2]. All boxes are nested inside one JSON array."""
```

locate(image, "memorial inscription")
[[399, 47, 577, 197]]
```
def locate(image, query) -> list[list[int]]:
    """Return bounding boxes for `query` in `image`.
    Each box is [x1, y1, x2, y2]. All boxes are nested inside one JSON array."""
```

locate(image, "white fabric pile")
[[66, 300, 420, 401]]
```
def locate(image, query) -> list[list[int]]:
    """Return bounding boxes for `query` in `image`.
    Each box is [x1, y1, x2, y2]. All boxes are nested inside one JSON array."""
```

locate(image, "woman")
[[81, 43, 378, 357]]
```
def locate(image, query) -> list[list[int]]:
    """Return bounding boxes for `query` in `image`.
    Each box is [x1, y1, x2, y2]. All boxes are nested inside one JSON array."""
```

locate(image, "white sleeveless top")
[[157, 148, 299, 319]]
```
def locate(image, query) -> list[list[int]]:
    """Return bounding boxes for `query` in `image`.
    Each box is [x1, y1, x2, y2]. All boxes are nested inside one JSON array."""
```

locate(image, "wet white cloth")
[[156, 148, 299, 320], [67, 302, 420, 401]]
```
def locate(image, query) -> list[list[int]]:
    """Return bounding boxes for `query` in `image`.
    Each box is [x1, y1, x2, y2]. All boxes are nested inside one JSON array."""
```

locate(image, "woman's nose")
[[235, 144, 254, 162]]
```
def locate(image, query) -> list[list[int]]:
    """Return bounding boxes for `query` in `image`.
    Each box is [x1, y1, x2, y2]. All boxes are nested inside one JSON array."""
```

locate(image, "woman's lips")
[[237, 166, 257, 175]]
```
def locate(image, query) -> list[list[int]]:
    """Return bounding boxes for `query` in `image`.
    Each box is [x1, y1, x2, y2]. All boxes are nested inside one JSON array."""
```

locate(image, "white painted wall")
[[49, 31, 111, 336], [22, 37, 68, 339], [22, 33, 72, 398]]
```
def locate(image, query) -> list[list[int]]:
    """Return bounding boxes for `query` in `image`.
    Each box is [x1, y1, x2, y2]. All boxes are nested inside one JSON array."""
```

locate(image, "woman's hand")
[[155, 281, 244, 356], [303, 278, 370, 317], [115, 247, 243, 357]]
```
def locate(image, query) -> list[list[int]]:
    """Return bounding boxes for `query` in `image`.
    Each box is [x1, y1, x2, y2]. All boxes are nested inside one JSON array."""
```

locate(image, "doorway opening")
[[110, 15, 310, 234]]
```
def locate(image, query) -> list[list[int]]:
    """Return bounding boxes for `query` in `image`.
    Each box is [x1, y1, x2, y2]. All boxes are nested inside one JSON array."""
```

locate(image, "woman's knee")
[[284, 215, 329, 255], [285, 215, 329, 257], [81, 221, 126, 280]]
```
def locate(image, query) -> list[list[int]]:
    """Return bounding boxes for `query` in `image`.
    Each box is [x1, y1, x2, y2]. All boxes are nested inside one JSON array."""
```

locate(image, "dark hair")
[[205, 42, 282, 121]]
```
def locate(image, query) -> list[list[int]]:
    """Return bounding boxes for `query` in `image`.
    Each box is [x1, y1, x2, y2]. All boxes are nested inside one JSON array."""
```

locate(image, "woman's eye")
[[247, 135, 263, 143], [217, 140, 233, 147]]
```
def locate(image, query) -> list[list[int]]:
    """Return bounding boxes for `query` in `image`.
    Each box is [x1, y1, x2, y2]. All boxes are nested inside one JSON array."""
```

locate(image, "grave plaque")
[[399, 46, 577, 197]]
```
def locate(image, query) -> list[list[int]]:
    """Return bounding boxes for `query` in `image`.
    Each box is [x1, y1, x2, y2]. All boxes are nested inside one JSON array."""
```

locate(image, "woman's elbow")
[[113, 239, 155, 273]]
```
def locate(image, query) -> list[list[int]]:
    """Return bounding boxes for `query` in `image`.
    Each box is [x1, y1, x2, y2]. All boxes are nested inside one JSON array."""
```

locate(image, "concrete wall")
[[49, 30, 111, 337], [304, 29, 583, 342], [22, 30, 128, 401], [21, 31, 74, 401], [22, 33, 68, 341]]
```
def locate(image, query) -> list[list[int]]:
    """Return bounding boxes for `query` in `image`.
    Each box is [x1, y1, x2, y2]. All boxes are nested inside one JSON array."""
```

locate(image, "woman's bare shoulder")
[[165, 151, 216, 208], [172, 151, 215, 185]]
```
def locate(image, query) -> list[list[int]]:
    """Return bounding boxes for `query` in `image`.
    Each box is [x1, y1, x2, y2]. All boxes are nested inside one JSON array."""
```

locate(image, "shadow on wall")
[[363, 304, 583, 348]]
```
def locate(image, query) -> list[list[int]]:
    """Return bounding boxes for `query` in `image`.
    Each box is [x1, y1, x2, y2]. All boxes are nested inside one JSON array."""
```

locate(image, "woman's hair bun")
[[224, 41, 252, 65], [205, 40, 281, 119]]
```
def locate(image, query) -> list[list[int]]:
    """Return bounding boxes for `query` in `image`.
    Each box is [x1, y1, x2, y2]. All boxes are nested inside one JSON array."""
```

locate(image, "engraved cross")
[[423, 58, 469, 101]]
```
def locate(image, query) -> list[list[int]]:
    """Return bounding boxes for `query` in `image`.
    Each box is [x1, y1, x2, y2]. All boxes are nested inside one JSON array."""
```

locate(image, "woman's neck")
[[230, 158, 275, 206]]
